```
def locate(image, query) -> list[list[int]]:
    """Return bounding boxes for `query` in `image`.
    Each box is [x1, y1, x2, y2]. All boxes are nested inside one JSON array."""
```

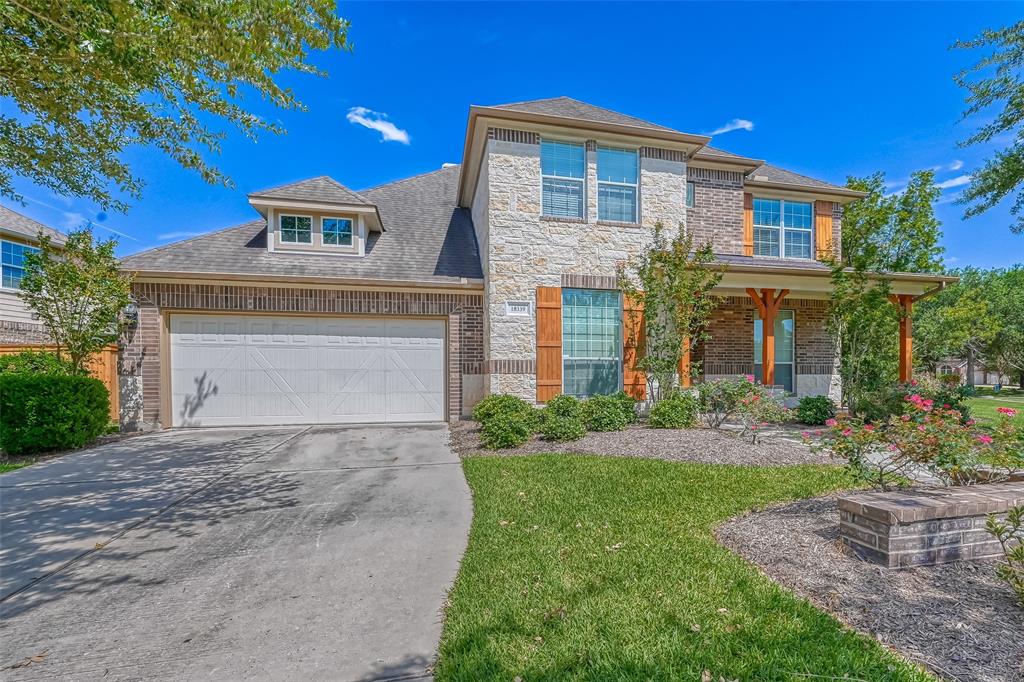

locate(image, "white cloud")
[[346, 107, 410, 144], [946, 160, 964, 171], [704, 118, 754, 136], [157, 230, 208, 241], [61, 211, 86, 230], [936, 174, 972, 190]]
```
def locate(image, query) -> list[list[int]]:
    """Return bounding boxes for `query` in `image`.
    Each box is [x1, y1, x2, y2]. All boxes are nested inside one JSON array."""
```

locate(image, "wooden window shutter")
[[622, 295, 646, 400], [814, 200, 834, 260], [742, 193, 754, 256], [535, 287, 562, 402]]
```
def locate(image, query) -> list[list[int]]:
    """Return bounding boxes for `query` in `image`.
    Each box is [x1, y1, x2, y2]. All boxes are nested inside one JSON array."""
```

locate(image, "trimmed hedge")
[[649, 392, 699, 429], [0, 374, 110, 455], [582, 395, 629, 432], [609, 390, 639, 424], [0, 350, 77, 376], [539, 395, 586, 442], [796, 395, 836, 425]]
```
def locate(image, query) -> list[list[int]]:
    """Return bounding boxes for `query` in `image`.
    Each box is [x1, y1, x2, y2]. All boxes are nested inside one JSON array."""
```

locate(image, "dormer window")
[[322, 217, 353, 246], [753, 198, 813, 259], [280, 215, 312, 244]]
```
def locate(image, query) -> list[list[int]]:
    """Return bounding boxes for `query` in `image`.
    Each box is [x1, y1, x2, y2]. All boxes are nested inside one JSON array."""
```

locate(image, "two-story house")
[[119, 97, 951, 430], [0, 205, 65, 344]]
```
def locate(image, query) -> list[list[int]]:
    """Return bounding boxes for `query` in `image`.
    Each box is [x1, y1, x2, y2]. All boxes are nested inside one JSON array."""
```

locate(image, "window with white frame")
[[322, 217, 353, 246], [1, 240, 39, 289], [541, 140, 585, 218], [753, 198, 813, 259], [597, 146, 638, 222], [280, 215, 312, 244]]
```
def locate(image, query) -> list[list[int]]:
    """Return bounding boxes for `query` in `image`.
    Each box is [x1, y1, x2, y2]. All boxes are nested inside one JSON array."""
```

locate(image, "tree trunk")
[[966, 346, 976, 387]]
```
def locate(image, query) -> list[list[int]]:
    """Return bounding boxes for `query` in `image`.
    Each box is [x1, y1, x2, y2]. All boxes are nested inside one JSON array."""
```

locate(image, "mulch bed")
[[449, 420, 832, 466], [716, 496, 1024, 682]]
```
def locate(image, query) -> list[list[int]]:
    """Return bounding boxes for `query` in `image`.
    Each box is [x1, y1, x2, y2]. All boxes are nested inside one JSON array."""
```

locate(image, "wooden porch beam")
[[889, 293, 914, 383], [746, 287, 789, 387], [679, 336, 691, 388]]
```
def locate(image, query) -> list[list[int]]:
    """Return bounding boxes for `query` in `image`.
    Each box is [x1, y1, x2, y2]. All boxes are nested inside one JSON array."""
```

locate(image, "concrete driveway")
[[0, 425, 472, 681]]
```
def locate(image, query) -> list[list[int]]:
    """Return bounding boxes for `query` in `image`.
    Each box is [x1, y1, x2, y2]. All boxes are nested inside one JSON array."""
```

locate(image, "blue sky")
[[5, 1, 1022, 268]]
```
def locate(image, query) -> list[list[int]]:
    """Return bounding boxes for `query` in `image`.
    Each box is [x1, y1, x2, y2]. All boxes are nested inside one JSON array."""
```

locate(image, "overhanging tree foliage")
[[829, 171, 944, 411], [618, 224, 723, 402], [0, 0, 350, 211], [20, 230, 133, 372], [953, 21, 1024, 234]]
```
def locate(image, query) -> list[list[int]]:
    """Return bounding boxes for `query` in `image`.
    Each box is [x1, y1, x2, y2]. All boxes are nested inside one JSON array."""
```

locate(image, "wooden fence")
[[0, 345, 119, 421]]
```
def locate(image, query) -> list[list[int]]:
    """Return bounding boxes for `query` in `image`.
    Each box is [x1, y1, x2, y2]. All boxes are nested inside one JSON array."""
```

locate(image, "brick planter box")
[[838, 482, 1024, 568]]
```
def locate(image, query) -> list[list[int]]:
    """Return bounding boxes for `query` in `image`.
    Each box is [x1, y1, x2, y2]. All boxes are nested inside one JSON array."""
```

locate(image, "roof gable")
[[0, 205, 66, 244], [488, 96, 679, 134], [248, 176, 374, 206]]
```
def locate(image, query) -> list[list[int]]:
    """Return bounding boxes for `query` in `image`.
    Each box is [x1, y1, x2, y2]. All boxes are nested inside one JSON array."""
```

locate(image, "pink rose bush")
[[808, 394, 1024, 490]]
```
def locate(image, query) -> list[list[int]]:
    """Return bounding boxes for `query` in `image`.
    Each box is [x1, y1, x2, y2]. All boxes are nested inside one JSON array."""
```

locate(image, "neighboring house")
[[119, 97, 953, 430], [936, 357, 1014, 386], [0, 205, 65, 344]]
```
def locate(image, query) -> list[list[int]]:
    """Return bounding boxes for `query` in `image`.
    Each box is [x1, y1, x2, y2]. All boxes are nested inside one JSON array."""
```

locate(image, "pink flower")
[[977, 434, 994, 445], [801, 431, 811, 439], [966, 419, 977, 426], [997, 407, 1018, 417], [888, 444, 899, 452], [918, 425, 927, 432], [864, 424, 875, 432], [911, 380, 918, 386], [901, 414, 911, 422], [943, 404, 951, 409], [906, 394, 922, 403], [815, 430, 824, 436], [744, 374, 755, 383], [842, 428, 852, 437], [825, 418, 838, 427]]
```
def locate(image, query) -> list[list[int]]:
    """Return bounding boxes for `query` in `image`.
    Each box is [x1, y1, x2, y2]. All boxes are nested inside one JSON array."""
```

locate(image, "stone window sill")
[[540, 215, 587, 224], [595, 220, 642, 229]]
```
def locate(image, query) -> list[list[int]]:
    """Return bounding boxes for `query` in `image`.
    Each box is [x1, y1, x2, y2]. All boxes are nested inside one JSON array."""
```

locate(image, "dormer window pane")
[[598, 147, 638, 223], [280, 215, 312, 244], [541, 140, 585, 218], [323, 218, 353, 246]]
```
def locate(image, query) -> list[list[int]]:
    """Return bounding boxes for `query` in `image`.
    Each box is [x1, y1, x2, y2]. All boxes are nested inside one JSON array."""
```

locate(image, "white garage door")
[[169, 314, 445, 427]]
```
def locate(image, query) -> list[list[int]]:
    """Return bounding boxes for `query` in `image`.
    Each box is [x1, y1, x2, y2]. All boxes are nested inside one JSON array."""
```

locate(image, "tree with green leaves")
[[954, 21, 1024, 234], [0, 1, 350, 212], [618, 224, 723, 402], [983, 266, 1024, 386], [20, 230, 133, 372], [829, 171, 944, 411]]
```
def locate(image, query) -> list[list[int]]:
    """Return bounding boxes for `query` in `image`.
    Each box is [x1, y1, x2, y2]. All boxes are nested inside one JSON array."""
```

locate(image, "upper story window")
[[686, 181, 695, 208], [280, 215, 312, 244], [597, 146, 638, 223], [322, 217, 353, 246], [1, 240, 39, 289], [753, 198, 813, 259], [541, 139, 585, 218]]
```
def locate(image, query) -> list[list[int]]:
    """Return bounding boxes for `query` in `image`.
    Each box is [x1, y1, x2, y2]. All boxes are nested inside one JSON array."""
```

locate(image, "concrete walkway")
[[0, 425, 472, 681]]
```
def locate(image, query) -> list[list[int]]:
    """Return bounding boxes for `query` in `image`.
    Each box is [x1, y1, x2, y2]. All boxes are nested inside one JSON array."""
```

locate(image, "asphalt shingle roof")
[[746, 163, 848, 192], [0, 205, 65, 243], [489, 97, 680, 134], [248, 175, 374, 206], [121, 166, 482, 284]]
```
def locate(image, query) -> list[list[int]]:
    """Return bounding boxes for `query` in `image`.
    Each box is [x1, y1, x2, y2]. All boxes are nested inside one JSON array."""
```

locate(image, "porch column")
[[746, 287, 789, 387], [678, 337, 691, 388], [890, 294, 914, 383]]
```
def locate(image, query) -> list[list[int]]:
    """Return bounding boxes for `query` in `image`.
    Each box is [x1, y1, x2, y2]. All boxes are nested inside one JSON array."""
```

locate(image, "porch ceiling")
[[711, 263, 957, 299]]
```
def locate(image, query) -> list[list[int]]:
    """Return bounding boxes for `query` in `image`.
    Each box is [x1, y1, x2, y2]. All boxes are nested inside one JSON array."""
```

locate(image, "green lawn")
[[436, 455, 931, 681], [966, 394, 1024, 425], [0, 459, 32, 473]]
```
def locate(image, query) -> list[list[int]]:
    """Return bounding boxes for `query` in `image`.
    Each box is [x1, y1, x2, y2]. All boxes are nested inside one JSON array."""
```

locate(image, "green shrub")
[[796, 395, 836, 425], [0, 350, 77, 376], [698, 376, 761, 428], [609, 390, 639, 424], [539, 395, 586, 442], [857, 377, 973, 424], [0, 374, 110, 455], [472, 394, 535, 425], [582, 395, 629, 432], [986, 505, 1024, 606], [480, 411, 533, 449], [649, 392, 699, 429]]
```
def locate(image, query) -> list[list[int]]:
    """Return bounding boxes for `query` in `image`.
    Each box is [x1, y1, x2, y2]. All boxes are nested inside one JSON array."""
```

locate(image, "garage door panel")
[[170, 315, 444, 426]]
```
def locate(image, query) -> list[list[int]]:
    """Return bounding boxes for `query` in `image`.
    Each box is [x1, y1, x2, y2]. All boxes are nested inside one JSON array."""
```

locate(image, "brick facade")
[[695, 296, 839, 398], [686, 166, 745, 255], [120, 282, 484, 430], [0, 320, 50, 344]]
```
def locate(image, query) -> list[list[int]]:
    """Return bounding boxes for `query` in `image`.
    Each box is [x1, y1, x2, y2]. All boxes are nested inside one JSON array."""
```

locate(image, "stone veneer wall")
[[120, 282, 484, 430], [481, 130, 687, 402], [838, 483, 1024, 568], [0, 320, 50, 344], [685, 166, 745, 255], [694, 296, 840, 399]]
